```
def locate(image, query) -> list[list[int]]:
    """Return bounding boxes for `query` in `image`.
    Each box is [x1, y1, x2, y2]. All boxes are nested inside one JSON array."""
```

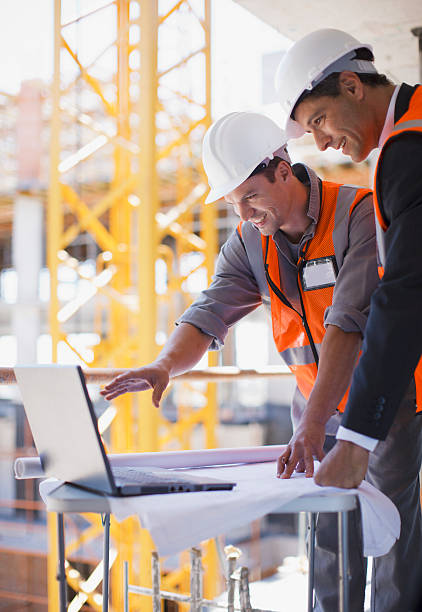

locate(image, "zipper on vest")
[[296, 259, 319, 367], [264, 236, 320, 368], [297, 241, 320, 367]]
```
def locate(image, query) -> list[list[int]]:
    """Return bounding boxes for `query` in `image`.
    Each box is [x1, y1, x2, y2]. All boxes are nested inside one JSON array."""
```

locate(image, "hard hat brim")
[[275, 29, 374, 134], [285, 117, 306, 140], [204, 169, 258, 204]]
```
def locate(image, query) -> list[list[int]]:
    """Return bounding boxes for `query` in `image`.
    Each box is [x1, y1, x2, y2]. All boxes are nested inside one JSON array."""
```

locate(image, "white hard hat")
[[275, 29, 375, 139], [203, 111, 290, 204]]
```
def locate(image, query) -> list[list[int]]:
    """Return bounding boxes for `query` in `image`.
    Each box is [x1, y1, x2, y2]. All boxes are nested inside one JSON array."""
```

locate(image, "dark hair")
[[248, 156, 289, 183], [291, 48, 392, 119]]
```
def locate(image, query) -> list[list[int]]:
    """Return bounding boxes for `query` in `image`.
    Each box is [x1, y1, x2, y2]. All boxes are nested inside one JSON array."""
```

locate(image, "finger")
[[152, 381, 168, 407], [101, 380, 132, 395], [101, 388, 125, 401], [102, 382, 138, 399], [314, 473, 326, 487], [277, 450, 291, 476], [315, 468, 359, 489], [303, 447, 314, 478], [281, 451, 299, 479], [104, 370, 151, 390], [101, 387, 126, 400], [109, 379, 151, 395], [276, 456, 285, 476], [103, 372, 134, 389], [316, 447, 326, 462], [102, 380, 151, 400], [101, 384, 127, 395], [315, 471, 346, 488], [295, 459, 305, 473]]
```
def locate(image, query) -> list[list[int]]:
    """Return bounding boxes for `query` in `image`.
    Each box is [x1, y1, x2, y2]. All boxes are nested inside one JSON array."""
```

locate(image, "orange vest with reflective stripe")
[[374, 85, 422, 412], [238, 182, 371, 412]]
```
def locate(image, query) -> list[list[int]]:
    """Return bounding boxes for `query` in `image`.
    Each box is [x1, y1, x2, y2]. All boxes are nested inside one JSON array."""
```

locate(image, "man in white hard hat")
[[275, 28, 422, 611], [102, 110, 379, 610]]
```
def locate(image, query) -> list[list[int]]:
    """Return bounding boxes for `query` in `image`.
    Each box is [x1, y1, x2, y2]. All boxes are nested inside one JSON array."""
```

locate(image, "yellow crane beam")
[[48, 1, 216, 610]]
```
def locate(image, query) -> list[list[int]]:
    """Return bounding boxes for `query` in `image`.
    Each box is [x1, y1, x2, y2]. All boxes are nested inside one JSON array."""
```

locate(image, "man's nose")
[[237, 201, 254, 222], [314, 130, 331, 152]]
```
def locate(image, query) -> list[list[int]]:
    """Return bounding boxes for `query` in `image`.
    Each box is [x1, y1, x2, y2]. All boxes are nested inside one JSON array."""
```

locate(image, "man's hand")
[[100, 364, 170, 407], [277, 418, 326, 479], [100, 323, 212, 405], [314, 440, 369, 488]]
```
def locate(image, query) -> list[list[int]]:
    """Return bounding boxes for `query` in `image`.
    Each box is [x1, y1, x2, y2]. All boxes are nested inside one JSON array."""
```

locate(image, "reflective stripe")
[[332, 185, 372, 271], [336, 184, 371, 223], [336, 185, 362, 220], [240, 222, 270, 299], [279, 343, 322, 366], [374, 212, 387, 268], [373, 85, 422, 413], [393, 119, 422, 131]]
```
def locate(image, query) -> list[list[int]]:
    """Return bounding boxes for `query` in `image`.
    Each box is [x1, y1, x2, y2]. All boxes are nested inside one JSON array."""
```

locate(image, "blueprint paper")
[[39, 461, 400, 559]]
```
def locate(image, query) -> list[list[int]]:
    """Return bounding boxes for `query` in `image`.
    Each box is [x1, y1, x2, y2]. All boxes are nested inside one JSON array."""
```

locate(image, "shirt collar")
[[290, 163, 320, 225], [378, 85, 400, 148], [304, 164, 321, 225], [272, 163, 320, 248]]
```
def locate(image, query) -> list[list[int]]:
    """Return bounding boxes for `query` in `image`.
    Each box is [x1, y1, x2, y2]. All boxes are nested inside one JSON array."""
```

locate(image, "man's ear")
[[339, 71, 364, 100], [275, 160, 291, 182]]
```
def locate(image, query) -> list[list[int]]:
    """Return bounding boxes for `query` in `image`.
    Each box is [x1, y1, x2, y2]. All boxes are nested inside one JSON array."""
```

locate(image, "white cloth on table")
[[39, 461, 399, 558]]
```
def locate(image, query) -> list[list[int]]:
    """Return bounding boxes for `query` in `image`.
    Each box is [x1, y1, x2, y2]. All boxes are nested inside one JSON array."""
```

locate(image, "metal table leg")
[[308, 513, 316, 612], [57, 513, 67, 612], [152, 551, 161, 612], [123, 560, 129, 612], [102, 513, 111, 612], [338, 510, 349, 612]]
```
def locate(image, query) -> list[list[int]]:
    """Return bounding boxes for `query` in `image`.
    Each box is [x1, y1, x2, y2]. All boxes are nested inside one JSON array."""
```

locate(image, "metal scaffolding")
[[48, 0, 217, 609]]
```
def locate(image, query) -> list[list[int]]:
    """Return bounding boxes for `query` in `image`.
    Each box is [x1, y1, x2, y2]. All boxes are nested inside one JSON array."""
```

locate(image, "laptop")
[[14, 365, 236, 497]]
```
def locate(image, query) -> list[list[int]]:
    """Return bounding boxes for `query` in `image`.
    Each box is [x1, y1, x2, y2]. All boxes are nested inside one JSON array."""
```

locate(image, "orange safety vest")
[[373, 84, 422, 412], [238, 181, 371, 412]]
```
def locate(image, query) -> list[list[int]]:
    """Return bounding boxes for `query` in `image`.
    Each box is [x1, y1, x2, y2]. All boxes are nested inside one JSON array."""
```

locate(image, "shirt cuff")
[[176, 309, 227, 350], [324, 306, 368, 335], [336, 425, 379, 452]]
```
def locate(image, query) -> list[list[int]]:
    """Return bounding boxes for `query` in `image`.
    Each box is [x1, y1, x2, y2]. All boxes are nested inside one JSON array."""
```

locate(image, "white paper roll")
[[14, 445, 287, 479], [108, 445, 287, 469], [14, 457, 44, 479]]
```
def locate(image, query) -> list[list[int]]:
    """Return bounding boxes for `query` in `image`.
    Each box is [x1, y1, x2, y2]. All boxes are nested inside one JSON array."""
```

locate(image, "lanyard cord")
[[263, 236, 320, 367]]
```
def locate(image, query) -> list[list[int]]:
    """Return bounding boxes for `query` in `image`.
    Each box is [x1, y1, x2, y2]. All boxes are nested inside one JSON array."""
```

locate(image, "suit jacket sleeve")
[[341, 133, 422, 439]]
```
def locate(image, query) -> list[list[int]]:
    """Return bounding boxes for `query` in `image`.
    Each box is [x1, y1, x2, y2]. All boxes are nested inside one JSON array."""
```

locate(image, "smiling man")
[[275, 28, 422, 611], [102, 111, 378, 612]]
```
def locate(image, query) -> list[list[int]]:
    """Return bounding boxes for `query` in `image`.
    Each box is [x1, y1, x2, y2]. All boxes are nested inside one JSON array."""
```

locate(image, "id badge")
[[301, 256, 338, 291]]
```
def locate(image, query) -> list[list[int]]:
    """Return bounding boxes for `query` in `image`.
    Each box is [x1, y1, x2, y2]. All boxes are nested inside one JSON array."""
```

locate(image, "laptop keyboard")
[[112, 466, 197, 485]]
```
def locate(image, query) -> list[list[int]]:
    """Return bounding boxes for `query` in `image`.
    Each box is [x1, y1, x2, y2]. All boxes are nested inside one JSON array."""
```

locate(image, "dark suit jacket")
[[342, 83, 422, 439]]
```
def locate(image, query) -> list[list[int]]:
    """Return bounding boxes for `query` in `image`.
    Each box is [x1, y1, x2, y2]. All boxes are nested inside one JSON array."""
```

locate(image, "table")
[[42, 481, 358, 612]]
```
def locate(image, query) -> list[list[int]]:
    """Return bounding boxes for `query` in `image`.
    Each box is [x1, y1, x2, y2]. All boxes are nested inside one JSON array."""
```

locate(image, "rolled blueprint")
[[108, 445, 287, 470], [15, 444, 287, 479], [14, 456, 44, 479]]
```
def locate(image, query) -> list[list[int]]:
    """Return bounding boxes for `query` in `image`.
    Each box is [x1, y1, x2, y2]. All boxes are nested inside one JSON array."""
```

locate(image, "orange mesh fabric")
[[261, 182, 370, 411]]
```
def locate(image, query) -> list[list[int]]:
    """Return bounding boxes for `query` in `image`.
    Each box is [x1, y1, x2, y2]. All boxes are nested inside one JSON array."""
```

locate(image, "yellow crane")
[[48, 1, 218, 609]]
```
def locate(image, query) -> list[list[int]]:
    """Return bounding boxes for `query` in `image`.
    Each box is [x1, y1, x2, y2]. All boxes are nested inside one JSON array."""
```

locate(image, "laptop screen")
[[14, 365, 115, 494]]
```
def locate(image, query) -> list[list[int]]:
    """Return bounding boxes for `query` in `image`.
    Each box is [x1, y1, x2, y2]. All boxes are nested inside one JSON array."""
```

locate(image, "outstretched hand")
[[277, 418, 326, 479], [100, 364, 170, 407]]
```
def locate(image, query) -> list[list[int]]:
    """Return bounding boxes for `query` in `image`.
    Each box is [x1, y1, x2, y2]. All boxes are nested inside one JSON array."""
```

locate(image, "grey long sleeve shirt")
[[178, 165, 378, 353]]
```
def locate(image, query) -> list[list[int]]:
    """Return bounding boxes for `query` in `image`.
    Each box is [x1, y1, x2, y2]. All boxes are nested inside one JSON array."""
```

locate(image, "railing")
[[0, 365, 293, 385]]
